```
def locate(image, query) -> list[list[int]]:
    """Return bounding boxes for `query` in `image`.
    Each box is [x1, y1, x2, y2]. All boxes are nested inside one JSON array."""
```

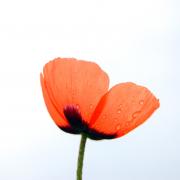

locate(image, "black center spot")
[[62, 105, 116, 140], [63, 105, 88, 133]]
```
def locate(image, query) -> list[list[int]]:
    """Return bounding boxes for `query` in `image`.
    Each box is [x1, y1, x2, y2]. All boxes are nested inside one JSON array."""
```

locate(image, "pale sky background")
[[0, 0, 180, 180]]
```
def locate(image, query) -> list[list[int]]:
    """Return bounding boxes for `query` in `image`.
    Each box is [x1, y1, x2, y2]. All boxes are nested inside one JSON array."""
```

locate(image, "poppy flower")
[[40, 58, 159, 140], [40, 57, 160, 180]]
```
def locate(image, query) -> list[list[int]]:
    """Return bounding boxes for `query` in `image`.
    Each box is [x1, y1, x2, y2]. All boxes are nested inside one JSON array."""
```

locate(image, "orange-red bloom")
[[40, 58, 159, 140]]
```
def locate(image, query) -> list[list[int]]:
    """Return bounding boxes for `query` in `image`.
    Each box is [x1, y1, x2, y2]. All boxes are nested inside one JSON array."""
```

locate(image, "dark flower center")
[[61, 105, 116, 140]]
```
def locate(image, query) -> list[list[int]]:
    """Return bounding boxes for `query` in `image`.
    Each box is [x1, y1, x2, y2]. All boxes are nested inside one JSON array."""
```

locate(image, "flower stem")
[[77, 133, 87, 180]]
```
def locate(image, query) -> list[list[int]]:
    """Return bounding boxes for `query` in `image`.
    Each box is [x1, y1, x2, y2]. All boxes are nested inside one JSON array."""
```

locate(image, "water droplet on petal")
[[139, 100, 144, 105], [90, 104, 93, 109], [113, 118, 118, 122], [117, 109, 121, 114], [132, 111, 141, 118], [125, 121, 131, 127], [116, 124, 121, 131], [76, 104, 80, 109]]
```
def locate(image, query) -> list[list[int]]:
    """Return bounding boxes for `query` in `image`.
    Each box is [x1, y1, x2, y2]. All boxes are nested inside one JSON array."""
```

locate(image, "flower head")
[[40, 58, 159, 140]]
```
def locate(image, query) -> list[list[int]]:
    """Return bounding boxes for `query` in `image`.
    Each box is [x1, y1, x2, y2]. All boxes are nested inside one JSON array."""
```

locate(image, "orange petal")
[[42, 58, 109, 125], [90, 82, 160, 138], [40, 73, 69, 127]]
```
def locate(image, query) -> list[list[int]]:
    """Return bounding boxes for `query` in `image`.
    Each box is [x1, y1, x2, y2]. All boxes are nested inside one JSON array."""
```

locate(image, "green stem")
[[77, 133, 87, 180]]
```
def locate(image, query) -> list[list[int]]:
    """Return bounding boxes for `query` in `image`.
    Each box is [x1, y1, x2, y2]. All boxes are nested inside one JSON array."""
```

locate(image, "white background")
[[0, 0, 180, 179]]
